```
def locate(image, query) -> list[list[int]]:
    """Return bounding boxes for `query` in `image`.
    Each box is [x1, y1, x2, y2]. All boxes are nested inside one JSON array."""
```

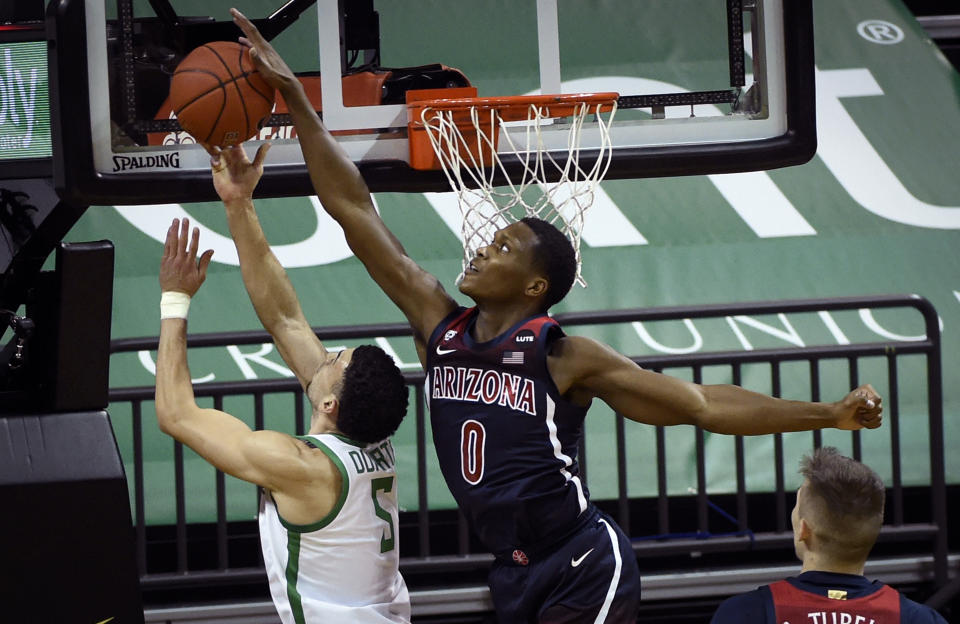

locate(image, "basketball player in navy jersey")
[[227, 9, 883, 622], [711, 447, 947, 624]]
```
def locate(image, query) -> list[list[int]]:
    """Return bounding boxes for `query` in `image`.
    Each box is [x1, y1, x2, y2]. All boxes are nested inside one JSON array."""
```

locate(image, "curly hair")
[[335, 345, 409, 444], [520, 217, 577, 312]]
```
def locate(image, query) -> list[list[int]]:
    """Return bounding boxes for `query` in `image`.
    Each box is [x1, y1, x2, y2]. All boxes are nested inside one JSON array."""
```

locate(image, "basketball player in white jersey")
[[155, 216, 411, 624]]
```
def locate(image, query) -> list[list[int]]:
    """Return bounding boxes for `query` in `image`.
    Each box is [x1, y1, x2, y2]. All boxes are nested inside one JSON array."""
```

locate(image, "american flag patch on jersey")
[[502, 351, 524, 365]]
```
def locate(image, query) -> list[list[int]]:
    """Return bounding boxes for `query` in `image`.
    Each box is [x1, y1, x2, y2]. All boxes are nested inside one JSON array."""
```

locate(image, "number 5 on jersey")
[[371, 476, 396, 553]]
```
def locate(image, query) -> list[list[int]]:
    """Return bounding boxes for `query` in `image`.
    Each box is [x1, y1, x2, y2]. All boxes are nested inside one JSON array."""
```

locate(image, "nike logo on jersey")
[[571, 548, 594, 567], [436, 346, 457, 355]]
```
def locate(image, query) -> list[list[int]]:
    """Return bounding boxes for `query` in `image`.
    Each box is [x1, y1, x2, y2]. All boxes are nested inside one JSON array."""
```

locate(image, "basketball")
[[168, 41, 276, 147]]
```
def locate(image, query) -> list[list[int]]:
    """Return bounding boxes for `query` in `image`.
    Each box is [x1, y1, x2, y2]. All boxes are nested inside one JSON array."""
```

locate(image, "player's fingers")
[[860, 403, 882, 420], [178, 218, 190, 255], [223, 144, 249, 169], [210, 150, 225, 173], [189, 226, 201, 261], [163, 219, 179, 258], [197, 249, 214, 280], [252, 141, 272, 168], [850, 385, 877, 409], [202, 142, 220, 159], [218, 145, 235, 167], [238, 36, 253, 49], [231, 9, 265, 45], [859, 383, 880, 401], [859, 406, 880, 419]]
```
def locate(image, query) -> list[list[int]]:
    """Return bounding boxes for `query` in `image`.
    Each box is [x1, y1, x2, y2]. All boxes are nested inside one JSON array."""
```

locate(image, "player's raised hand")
[[230, 8, 298, 92], [833, 384, 883, 430], [160, 218, 214, 298], [210, 142, 272, 204]]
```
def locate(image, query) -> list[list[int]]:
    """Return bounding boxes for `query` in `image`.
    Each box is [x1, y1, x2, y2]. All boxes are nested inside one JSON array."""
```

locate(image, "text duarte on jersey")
[[430, 366, 537, 416]]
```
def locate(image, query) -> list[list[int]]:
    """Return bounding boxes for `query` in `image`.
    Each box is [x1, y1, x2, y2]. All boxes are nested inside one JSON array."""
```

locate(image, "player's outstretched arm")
[[156, 318, 313, 490], [549, 336, 883, 434], [212, 146, 327, 389], [230, 8, 457, 348], [154, 219, 323, 492]]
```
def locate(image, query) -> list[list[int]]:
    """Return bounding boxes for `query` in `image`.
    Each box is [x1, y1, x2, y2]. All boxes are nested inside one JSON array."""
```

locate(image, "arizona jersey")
[[426, 307, 591, 560], [258, 433, 410, 624]]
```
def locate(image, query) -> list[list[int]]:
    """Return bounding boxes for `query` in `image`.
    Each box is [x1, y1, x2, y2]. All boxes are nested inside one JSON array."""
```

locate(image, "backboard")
[[49, 0, 815, 205]]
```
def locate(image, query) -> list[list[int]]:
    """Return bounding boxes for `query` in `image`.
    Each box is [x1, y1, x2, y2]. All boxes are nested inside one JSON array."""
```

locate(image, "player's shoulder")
[[547, 333, 607, 358], [427, 305, 473, 343], [710, 586, 772, 624], [899, 593, 949, 623], [288, 434, 347, 479], [236, 430, 341, 496], [545, 333, 606, 375], [547, 332, 639, 376]]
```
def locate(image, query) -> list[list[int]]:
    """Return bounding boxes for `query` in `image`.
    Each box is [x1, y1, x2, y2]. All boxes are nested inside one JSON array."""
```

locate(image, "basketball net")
[[419, 98, 617, 286]]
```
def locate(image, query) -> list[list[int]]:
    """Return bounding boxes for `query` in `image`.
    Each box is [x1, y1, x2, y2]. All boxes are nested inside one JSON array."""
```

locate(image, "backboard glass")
[[49, 0, 815, 205]]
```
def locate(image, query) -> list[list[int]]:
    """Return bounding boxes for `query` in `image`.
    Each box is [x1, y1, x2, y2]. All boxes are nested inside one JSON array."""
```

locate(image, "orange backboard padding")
[[148, 71, 391, 145], [405, 86, 479, 104]]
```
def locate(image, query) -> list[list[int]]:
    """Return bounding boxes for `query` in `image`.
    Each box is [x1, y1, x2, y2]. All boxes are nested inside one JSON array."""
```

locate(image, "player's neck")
[[307, 413, 341, 437], [473, 301, 542, 343], [800, 553, 866, 577]]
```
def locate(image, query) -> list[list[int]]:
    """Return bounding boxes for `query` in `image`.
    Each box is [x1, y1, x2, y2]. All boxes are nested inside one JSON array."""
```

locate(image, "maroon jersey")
[[770, 578, 900, 624], [426, 307, 592, 560], [711, 572, 947, 624]]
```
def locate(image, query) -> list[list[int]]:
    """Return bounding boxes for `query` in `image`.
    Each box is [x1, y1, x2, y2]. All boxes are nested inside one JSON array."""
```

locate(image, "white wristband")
[[160, 291, 192, 320]]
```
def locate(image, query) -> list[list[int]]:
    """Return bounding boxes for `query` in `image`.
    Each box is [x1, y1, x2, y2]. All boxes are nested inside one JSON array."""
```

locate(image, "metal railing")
[[110, 294, 948, 599]]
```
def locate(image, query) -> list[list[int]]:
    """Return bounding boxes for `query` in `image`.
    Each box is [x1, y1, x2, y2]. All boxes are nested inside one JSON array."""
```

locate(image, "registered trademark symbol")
[[857, 20, 904, 45]]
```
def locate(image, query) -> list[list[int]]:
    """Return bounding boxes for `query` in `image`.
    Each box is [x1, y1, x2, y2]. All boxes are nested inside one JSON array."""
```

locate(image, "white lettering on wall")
[[858, 309, 935, 342], [818, 311, 851, 345], [725, 314, 805, 351], [816, 67, 960, 228], [374, 336, 422, 370], [113, 195, 369, 267], [708, 171, 817, 237], [547, 75, 818, 241], [631, 319, 703, 354], [137, 350, 216, 383], [226, 344, 295, 379]]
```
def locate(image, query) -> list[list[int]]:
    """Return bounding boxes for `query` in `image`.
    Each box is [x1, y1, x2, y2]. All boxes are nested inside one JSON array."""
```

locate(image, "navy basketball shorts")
[[488, 509, 641, 623]]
